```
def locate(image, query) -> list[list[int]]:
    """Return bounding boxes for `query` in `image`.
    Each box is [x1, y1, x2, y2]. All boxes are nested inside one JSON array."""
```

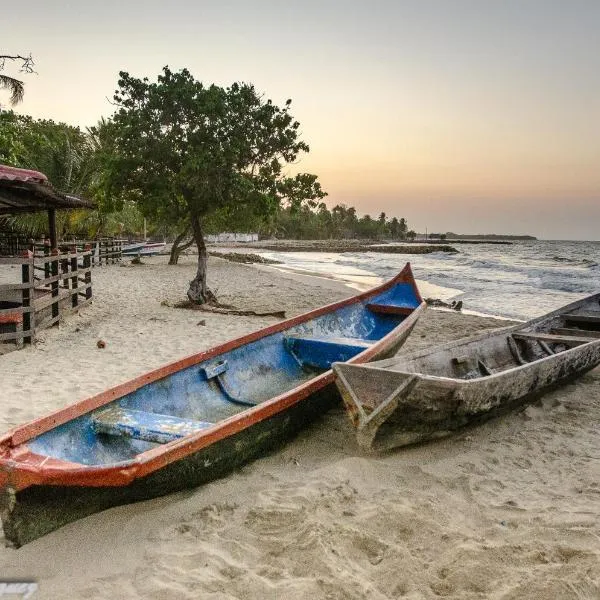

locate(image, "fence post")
[[51, 248, 60, 325], [43, 239, 51, 280], [70, 245, 79, 309], [60, 252, 69, 291], [21, 250, 34, 345], [83, 245, 92, 302]]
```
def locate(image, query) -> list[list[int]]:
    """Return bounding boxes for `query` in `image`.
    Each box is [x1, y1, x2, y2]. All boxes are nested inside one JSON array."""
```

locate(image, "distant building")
[[205, 232, 258, 243]]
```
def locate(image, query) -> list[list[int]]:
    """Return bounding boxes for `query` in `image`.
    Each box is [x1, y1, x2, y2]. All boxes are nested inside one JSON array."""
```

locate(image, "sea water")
[[259, 240, 600, 321]]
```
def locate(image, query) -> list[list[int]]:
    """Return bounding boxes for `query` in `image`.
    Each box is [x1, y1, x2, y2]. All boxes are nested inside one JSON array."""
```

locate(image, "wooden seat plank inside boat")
[[563, 312, 600, 326], [551, 327, 600, 338], [285, 335, 374, 369], [366, 282, 421, 315], [366, 302, 415, 315], [512, 331, 594, 346], [92, 406, 213, 444]]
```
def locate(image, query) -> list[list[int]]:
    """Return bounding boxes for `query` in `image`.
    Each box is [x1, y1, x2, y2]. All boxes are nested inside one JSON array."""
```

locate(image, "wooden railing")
[[30, 238, 123, 267], [0, 247, 93, 348]]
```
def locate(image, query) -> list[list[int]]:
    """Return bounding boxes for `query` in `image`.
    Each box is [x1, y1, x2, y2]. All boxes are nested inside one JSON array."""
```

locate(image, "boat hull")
[[0, 264, 424, 546], [334, 293, 600, 452], [1, 381, 337, 547], [335, 337, 600, 452]]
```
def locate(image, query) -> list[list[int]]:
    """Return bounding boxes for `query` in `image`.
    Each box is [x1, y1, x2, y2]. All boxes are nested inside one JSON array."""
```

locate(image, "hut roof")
[[0, 164, 94, 215]]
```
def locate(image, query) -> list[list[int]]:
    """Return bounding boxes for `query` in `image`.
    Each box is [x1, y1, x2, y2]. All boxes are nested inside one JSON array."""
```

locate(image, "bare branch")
[[0, 54, 35, 74]]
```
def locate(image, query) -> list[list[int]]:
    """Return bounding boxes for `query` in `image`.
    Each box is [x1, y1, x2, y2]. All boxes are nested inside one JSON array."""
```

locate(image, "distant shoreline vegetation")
[[425, 233, 537, 241]]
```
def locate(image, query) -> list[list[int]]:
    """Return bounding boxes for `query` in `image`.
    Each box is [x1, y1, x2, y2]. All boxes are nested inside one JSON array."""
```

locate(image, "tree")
[[0, 112, 146, 240], [398, 217, 408, 239], [0, 111, 103, 238], [0, 54, 34, 105], [107, 67, 326, 303]]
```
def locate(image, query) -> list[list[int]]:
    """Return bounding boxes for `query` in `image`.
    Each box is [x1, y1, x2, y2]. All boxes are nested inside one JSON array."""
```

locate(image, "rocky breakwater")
[[229, 239, 458, 254]]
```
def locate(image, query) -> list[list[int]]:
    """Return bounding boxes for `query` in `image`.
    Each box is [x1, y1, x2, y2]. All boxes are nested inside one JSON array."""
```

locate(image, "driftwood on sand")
[[425, 298, 463, 311], [172, 300, 286, 319]]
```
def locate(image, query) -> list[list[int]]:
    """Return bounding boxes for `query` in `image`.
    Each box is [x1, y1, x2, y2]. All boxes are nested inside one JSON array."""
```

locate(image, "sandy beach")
[[0, 256, 598, 599]]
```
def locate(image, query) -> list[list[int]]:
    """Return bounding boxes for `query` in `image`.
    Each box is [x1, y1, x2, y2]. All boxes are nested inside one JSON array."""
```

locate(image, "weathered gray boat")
[[333, 294, 600, 451]]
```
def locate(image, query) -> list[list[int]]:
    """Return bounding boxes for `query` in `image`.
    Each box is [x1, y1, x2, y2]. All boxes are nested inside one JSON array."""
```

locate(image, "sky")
[[2, 0, 599, 240]]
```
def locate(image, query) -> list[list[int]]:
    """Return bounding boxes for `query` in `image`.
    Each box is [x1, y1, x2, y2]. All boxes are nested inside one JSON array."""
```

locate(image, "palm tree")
[[0, 54, 34, 105], [0, 73, 24, 105]]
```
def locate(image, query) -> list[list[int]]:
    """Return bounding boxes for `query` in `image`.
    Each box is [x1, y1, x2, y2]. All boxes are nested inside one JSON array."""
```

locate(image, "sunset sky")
[[3, 0, 599, 239]]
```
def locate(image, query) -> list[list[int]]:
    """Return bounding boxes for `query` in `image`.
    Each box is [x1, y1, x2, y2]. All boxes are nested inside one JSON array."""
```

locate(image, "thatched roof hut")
[[0, 164, 94, 248]]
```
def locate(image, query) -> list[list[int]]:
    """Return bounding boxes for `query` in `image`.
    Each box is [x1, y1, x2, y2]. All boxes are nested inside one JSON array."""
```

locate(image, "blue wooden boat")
[[0, 264, 424, 546]]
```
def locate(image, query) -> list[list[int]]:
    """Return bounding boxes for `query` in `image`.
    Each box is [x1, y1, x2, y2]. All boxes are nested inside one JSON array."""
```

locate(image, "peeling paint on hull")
[[1, 384, 336, 548], [0, 264, 425, 546]]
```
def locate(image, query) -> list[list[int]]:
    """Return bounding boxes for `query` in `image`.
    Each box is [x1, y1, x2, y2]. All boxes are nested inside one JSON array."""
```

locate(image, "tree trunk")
[[187, 213, 214, 304], [168, 224, 193, 265]]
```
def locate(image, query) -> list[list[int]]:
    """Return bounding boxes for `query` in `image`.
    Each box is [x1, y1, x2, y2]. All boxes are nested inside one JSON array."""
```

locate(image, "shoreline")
[[209, 250, 525, 321]]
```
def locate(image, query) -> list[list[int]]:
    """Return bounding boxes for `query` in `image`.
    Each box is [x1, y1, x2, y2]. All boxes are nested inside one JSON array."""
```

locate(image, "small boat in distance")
[[121, 241, 146, 254], [0, 265, 424, 546], [122, 241, 167, 256], [333, 294, 600, 452]]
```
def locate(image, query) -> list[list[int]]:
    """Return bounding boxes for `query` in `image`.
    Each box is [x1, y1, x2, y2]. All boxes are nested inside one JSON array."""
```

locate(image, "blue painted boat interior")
[[26, 282, 420, 465]]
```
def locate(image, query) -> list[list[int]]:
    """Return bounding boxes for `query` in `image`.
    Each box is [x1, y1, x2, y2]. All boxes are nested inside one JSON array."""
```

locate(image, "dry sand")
[[0, 256, 598, 599]]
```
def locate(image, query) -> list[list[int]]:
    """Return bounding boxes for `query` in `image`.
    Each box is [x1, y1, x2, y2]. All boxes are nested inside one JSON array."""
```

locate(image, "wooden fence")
[[30, 238, 123, 267], [0, 247, 93, 348], [0, 230, 30, 257]]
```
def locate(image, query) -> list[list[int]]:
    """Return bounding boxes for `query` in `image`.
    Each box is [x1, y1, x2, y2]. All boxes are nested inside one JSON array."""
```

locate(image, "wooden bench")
[[91, 406, 213, 444]]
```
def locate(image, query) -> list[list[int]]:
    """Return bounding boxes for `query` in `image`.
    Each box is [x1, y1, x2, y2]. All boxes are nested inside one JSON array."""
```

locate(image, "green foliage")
[[0, 111, 91, 192], [0, 112, 143, 239], [268, 203, 411, 240], [105, 67, 326, 234]]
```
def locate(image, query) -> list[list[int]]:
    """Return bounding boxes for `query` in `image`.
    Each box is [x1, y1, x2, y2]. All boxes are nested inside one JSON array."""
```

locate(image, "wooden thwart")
[[513, 332, 594, 346], [92, 407, 213, 444], [285, 335, 374, 369], [552, 327, 600, 338], [366, 303, 414, 315], [563, 312, 600, 325]]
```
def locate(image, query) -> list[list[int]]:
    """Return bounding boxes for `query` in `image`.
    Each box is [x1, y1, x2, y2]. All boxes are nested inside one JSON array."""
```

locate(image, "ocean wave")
[[262, 239, 600, 319], [552, 256, 598, 267]]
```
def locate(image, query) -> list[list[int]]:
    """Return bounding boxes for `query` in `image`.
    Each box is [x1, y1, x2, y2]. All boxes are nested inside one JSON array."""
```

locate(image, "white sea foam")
[[259, 240, 600, 320]]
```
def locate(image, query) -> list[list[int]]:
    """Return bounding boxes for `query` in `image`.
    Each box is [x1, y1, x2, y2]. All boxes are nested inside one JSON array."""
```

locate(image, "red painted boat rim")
[[0, 264, 424, 490]]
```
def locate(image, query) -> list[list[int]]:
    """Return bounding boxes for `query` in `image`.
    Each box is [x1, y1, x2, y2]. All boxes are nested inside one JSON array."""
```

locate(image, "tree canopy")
[[0, 111, 144, 239], [106, 66, 326, 303]]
